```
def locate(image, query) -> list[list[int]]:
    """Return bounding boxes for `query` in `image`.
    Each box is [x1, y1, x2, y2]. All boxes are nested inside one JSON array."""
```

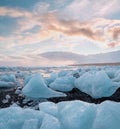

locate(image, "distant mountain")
[[84, 50, 120, 64], [40, 51, 81, 61], [39, 51, 120, 65]]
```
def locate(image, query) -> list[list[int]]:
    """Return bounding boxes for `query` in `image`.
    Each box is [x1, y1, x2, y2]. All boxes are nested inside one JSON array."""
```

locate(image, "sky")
[[0, 0, 120, 66]]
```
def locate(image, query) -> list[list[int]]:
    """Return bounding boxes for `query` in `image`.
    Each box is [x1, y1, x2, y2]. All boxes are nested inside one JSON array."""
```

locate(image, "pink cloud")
[[0, 7, 31, 18], [0, 6, 120, 48]]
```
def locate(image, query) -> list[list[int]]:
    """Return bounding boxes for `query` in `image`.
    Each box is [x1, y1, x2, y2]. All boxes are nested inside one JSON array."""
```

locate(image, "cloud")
[[41, 15, 120, 47], [0, 1, 120, 48], [61, 0, 120, 20], [0, 7, 31, 18], [0, 54, 74, 66], [0, 36, 6, 41], [33, 2, 50, 15], [107, 26, 120, 40], [108, 42, 120, 47], [46, 18, 104, 42]]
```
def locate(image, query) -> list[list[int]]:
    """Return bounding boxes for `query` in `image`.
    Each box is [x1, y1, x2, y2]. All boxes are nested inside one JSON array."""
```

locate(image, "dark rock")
[[0, 87, 120, 109], [48, 88, 120, 104]]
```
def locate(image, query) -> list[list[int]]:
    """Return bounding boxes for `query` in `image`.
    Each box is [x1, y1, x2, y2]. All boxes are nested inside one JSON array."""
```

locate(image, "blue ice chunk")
[[22, 74, 66, 99], [75, 71, 119, 98], [40, 114, 61, 129], [39, 102, 58, 117], [49, 75, 75, 92]]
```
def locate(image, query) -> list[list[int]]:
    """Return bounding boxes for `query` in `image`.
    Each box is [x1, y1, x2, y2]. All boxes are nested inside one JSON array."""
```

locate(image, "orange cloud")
[[41, 15, 120, 47], [107, 26, 120, 40]]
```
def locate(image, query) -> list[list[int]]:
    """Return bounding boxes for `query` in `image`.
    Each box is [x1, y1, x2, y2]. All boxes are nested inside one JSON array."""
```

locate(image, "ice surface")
[[40, 114, 61, 129], [39, 102, 58, 117], [58, 101, 96, 129], [22, 119, 39, 129], [49, 75, 75, 92], [45, 72, 58, 86], [0, 74, 16, 82], [75, 70, 119, 98], [113, 71, 120, 82], [0, 81, 15, 87], [0, 74, 16, 87], [0, 100, 120, 129], [92, 101, 120, 129], [22, 73, 66, 99], [24, 74, 33, 85], [58, 70, 70, 77], [105, 69, 116, 79], [0, 107, 44, 129]]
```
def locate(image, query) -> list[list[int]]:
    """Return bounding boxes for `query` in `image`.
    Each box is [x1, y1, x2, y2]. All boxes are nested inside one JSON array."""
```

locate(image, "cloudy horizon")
[[0, 0, 120, 66]]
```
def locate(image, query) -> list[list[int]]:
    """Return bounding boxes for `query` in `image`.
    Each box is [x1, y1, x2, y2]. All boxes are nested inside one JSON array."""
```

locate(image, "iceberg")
[[92, 101, 120, 129], [113, 71, 120, 82], [105, 69, 116, 79], [0, 100, 120, 129], [0, 107, 44, 129], [40, 114, 61, 129], [39, 102, 58, 117], [45, 72, 58, 86], [58, 70, 70, 77], [22, 119, 39, 129], [22, 74, 66, 99], [24, 74, 33, 85], [0, 74, 16, 88], [49, 75, 75, 92], [57, 101, 96, 129], [75, 71, 119, 98], [0, 74, 16, 82], [0, 81, 15, 88]]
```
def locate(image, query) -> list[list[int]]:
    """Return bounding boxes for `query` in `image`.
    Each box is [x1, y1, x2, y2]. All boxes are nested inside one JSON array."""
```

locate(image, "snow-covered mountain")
[[40, 50, 120, 65]]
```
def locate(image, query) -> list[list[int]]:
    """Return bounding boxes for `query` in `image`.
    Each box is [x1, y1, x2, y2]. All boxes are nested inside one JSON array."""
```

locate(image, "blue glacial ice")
[[0, 100, 120, 129], [22, 73, 66, 99], [75, 70, 120, 98], [113, 70, 120, 82], [0, 81, 15, 88], [39, 102, 58, 117], [0, 107, 44, 129], [0, 74, 16, 82], [45, 72, 58, 86], [40, 100, 120, 129], [22, 68, 120, 99], [39, 114, 61, 129], [0, 74, 16, 87], [58, 70, 70, 77], [49, 75, 75, 92]]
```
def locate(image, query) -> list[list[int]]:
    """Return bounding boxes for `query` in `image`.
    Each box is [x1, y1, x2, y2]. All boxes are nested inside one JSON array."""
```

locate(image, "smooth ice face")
[[39, 102, 58, 117], [22, 74, 66, 99], [24, 74, 33, 85], [57, 101, 96, 129], [49, 76, 75, 92], [92, 101, 120, 129], [45, 72, 58, 86], [75, 71, 119, 98], [40, 114, 61, 129], [22, 119, 39, 129]]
